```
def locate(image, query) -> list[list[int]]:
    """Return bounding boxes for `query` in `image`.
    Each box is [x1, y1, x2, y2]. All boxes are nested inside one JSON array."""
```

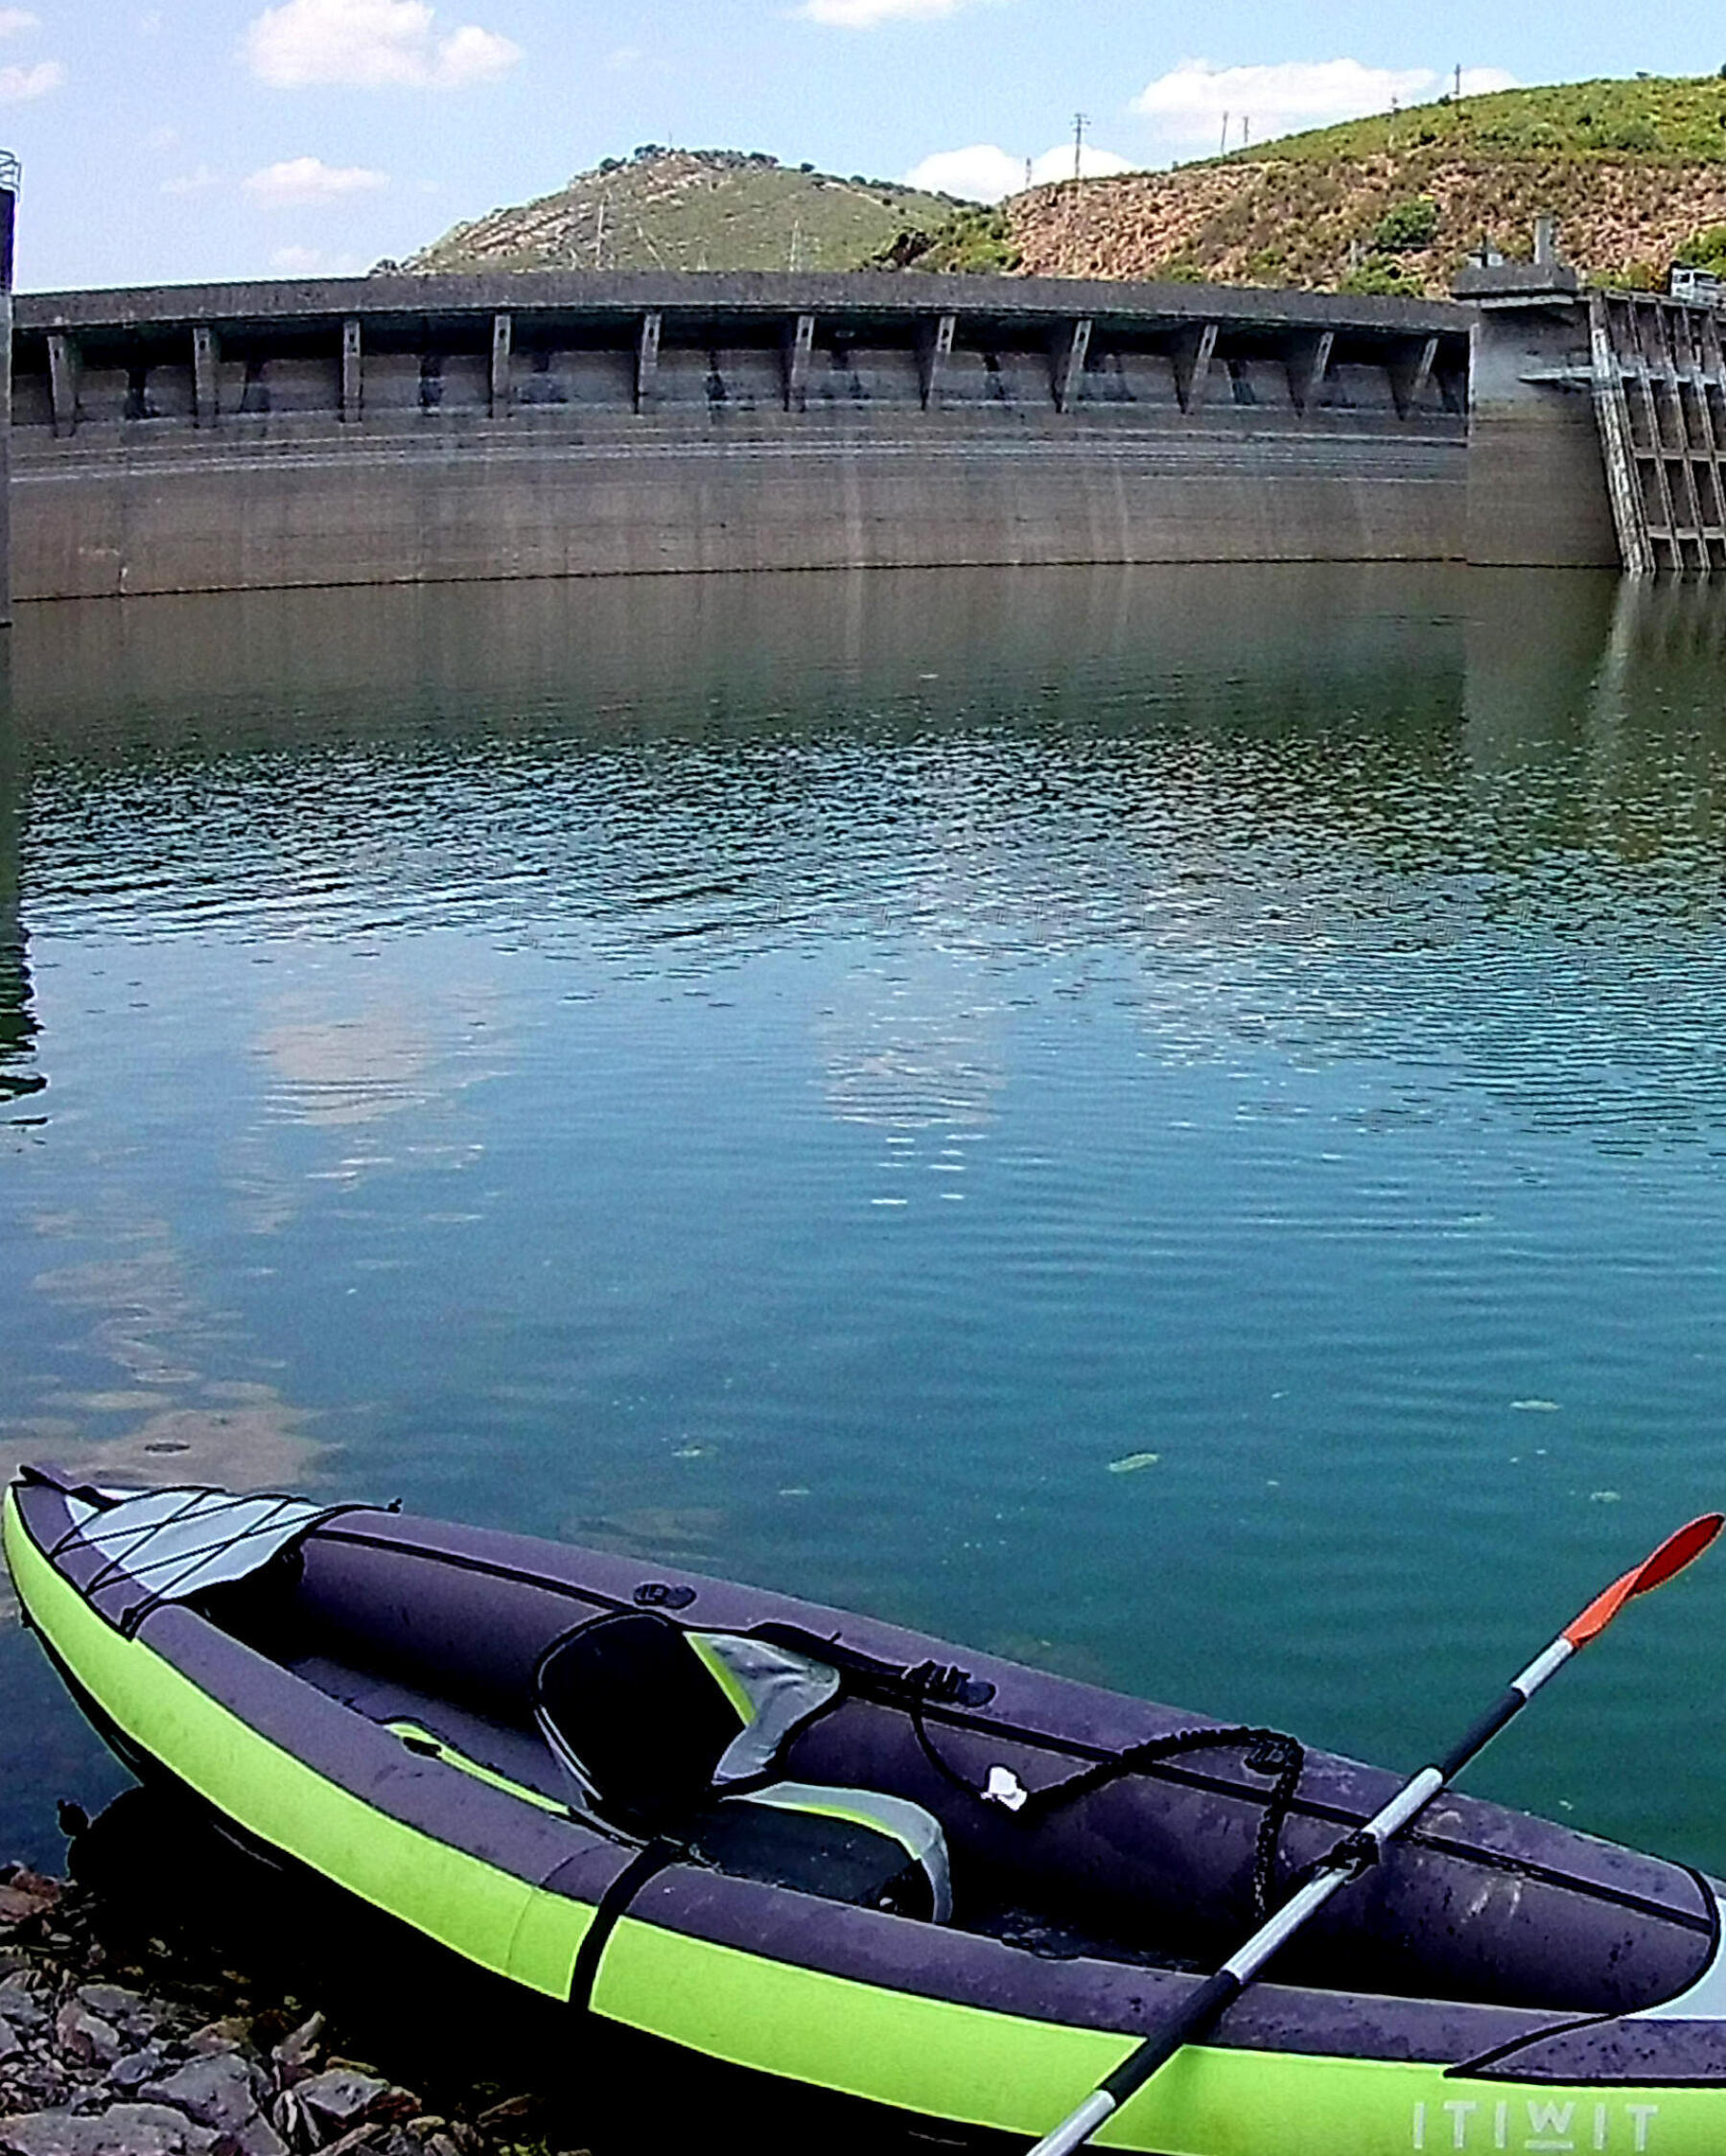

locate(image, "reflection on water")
[[0, 658, 41, 1112], [7, 564, 1726, 1880]]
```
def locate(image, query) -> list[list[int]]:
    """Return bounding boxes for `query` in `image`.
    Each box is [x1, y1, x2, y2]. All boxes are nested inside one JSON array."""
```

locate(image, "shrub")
[[1341, 259, 1421, 295], [1370, 197, 1438, 252], [1596, 118, 1662, 151], [1601, 259, 1663, 291], [1674, 223, 1726, 273], [866, 206, 1020, 274]]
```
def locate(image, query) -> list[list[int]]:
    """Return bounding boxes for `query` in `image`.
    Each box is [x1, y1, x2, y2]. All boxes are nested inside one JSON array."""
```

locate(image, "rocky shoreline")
[[0, 1860, 578, 2156]]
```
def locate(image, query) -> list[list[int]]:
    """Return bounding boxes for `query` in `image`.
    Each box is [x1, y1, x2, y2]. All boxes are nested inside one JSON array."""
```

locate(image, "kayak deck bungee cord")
[[7, 1463, 1726, 2156]]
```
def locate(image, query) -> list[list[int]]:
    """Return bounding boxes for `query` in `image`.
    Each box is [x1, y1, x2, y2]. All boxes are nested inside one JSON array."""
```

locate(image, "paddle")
[[1027, 1512, 1724, 2156]]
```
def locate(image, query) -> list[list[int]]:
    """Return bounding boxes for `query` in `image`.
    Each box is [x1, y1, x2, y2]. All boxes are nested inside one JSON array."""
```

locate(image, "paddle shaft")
[[1026, 1514, 1722, 2156], [1028, 1686, 1541, 2156]]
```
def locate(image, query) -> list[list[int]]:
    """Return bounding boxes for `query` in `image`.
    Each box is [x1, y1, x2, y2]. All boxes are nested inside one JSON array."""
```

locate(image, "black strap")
[[569, 1839, 684, 2014]]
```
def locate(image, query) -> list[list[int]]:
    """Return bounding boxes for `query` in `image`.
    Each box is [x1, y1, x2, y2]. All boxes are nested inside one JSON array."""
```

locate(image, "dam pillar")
[[1456, 254, 1618, 567], [1172, 321, 1217, 410], [635, 310, 661, 411], [1286, 329, 1334, 412], [917, 312, 955, 410], [783, 313, 815, 412], [1390, 335, 1438, 419], [46, 332, 76, 439], [1051, 316, 1091, 412], [192, 324, 219, 427], [339, 317, 362, 422], [489, 312, 511, 417]]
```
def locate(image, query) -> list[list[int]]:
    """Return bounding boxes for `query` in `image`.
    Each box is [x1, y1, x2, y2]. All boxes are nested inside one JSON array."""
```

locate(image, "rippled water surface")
[[5, 563, 1726, 1875]]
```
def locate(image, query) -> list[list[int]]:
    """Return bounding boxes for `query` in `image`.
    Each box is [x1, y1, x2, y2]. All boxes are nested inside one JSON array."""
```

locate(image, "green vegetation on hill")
[[1220, 72, 1726, 165], [1005, 73, 1726, 297], [866, 205, 1021, 273], [402, 147, 968, 276]]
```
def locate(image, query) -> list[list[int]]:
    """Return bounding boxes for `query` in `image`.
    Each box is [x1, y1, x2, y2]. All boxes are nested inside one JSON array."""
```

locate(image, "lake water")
[[5, 563, 1726, 1884]]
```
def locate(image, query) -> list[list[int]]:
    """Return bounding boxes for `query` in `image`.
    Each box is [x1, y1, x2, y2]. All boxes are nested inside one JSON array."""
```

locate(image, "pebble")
[[0, 1861, 569, 2156], [296, 2072, 390, 2132], [0, 2103, 215, 2156]]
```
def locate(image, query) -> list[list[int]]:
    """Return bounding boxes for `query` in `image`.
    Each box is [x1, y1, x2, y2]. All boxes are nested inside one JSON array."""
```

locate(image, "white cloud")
[[138, 10, 163, 30], [244, 155, 389, 207], [269, 243, 362, 273], [163, 162, 222, 195], [0, 57, 58, 97], [244, 0, 522, 89], [1131, 58, 1518, 150], [0, 11, 38, 35], [907, 140, 1136, 204], [799, 0, 979, 24]]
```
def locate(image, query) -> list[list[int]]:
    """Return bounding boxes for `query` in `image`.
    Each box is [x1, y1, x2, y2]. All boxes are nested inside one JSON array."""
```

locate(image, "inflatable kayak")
[[7, 1463, 1726, 2155]]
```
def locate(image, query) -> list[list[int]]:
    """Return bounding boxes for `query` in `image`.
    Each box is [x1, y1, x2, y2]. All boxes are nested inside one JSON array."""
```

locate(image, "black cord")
[[911, 1699, 1306, 1924]]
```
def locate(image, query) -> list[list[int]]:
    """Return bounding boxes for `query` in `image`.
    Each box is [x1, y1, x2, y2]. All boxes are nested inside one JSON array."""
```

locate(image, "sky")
[[12, 0, 1726, 293]]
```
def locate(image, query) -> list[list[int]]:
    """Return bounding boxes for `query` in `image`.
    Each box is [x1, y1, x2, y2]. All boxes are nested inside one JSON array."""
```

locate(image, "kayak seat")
[[534, 1611, 952, 1922]]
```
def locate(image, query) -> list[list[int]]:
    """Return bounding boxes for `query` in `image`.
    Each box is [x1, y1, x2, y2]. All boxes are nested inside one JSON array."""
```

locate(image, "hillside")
[[402, 147, 967, 275], [999, 75, 1726, 297]]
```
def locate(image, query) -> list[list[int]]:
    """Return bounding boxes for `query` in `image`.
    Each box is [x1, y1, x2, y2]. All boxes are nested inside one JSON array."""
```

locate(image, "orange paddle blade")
[[1563, 1513, 1724, 1650]]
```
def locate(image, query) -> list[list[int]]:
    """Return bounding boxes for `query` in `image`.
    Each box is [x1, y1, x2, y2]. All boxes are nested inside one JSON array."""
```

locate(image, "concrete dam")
[[11, 270, 1479, 601]]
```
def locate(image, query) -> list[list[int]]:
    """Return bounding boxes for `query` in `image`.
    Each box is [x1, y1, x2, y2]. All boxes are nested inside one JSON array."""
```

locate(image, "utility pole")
[[594, 198, 606, 270], [1242, 115, 1250, 147], [1072, 111, 1087, 182], [1454, 62, 1463, 101], [1219, 109, 1229, 155]]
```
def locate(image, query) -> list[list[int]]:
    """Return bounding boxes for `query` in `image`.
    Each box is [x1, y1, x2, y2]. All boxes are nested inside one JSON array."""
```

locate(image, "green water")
[[3, 563, 1726, 1880]]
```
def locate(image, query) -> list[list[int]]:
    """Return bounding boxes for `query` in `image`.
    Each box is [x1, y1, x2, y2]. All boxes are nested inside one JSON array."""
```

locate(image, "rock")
[[0, 1984, 43, 2035], [107, 2051, 172, 2096], [182, 2026, 248, 2062], [141, 2057, 263, 2133], [0, 2021, 19, 2066], [141, 2057, 284, 2156], [267, 2021, 321, 2088], [294, 2075, 387, 2133], [470, 2102, 532, 2135], [266, 2093, 306, 2154], [74, 1995, 158, 2050], [309, 2127, 378, 2156], [0, 2103, 217, 2156], [0, 1874, 63, 1933], [53, 2004, 124, 2071]]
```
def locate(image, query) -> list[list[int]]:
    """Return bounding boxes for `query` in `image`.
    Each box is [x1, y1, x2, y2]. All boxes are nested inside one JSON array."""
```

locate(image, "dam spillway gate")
[[1588, 289, 1726, 576], [10, 270, 1471, 600]]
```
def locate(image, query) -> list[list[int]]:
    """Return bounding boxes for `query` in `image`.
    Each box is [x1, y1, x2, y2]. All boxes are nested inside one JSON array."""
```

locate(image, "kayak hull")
[[8, 1469, 1726, 2156]]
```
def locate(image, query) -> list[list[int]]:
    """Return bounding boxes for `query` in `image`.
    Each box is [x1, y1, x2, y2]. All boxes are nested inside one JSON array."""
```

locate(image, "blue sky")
[[12, 0, 1726, 293]]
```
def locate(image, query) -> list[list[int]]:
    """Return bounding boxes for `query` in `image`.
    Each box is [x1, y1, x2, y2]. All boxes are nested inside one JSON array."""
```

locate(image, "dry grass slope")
[[1003, 74, 1726, 296]]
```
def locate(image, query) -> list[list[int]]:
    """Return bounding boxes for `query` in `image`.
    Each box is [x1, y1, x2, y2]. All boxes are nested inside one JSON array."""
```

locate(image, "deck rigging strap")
[[909, 1705, 1306, 1926], [751, 1618, 1307, 1922]]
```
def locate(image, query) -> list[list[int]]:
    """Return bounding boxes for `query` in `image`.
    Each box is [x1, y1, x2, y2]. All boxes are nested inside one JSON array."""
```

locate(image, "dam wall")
[[10, 270, 1471, 599]]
